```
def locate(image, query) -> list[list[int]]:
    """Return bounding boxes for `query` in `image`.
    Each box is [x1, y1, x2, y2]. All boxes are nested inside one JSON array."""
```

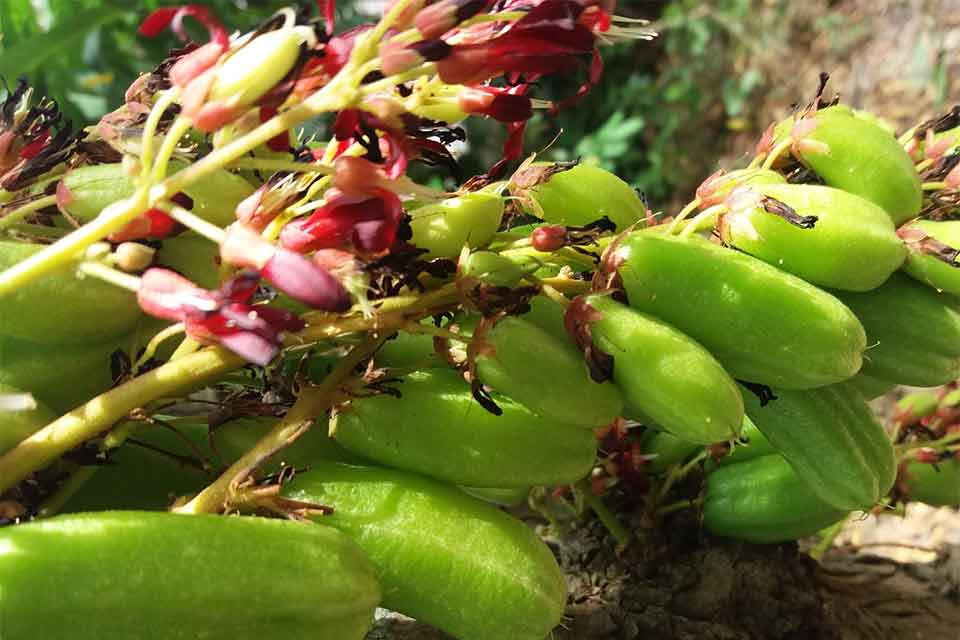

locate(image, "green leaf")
[[0, 7, 124, 80]]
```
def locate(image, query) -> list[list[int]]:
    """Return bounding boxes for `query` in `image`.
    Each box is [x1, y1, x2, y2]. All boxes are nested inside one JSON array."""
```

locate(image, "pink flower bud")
[[415, 0, 490, 39], [137, 268, 218, 322], [458, 87, 532, 122], [261, 248, 352, 311]]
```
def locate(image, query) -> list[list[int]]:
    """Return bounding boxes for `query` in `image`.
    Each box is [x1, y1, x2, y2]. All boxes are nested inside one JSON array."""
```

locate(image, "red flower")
[[457, 86, 533, 122], [280, 187, 404, 255], [221, 223, 352, 311], [137, 269, 304, 366]]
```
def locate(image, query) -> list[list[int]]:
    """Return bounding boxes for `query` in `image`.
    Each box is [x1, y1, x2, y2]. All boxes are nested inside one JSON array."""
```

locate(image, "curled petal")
[[261, 248, 353, 311], [137, 268, 218, 322]]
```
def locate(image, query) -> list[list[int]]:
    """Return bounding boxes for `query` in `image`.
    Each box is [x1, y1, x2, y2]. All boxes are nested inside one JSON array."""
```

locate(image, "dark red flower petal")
[[139, 4, 229, 49], [137, 268, 218, 322]]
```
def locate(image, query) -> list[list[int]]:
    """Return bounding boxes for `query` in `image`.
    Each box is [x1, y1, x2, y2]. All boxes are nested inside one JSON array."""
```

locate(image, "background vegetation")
[[2, 0, 956, 208]]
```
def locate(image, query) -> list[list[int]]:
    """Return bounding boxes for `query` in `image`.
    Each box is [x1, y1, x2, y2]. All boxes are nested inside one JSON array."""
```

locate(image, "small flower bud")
[[415, 0, 490, 40], [115, 242, 157, 272], [380, 39, 452, 76], [208, 29, 308, 108], [530, 225, 568, 252], [914, 448, 942, 464]]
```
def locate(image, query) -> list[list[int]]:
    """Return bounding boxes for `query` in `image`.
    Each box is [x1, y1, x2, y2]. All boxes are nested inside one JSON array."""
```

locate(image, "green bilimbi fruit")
[[614, 232, 866, 389], [720, 184, 905, 291], [771, 105, 922, 224], [902, 459, 960, 506], [895, 392, 940, 421], [0, 384, 56, 455], [523, 163, 646, 230], [0, 240, 141, 344], [376, 331, 442, 369], [640, 429, 702, 474], [331, 368, 597, 487], [900, 219, 960, 296], [460, 485, 530, 507], [0, 512, 381, 639], [460, 250, 540, 287], [847, 371, 896, 400], [740, 383, 896, 511], [409, 192, 506, 258], [703, 454, 849, 543], [0, 334, 119, 412], [155, 232, 221, 289], [583, 294, 743, 444], [520, 295, 568, 343], [475, 316, 624, 427], [715, 416, 775, 467], [284, 463, 566, 640], [57, 162, 255, 227], [833, 273, 960, 387], [695, 168, 786, 206]]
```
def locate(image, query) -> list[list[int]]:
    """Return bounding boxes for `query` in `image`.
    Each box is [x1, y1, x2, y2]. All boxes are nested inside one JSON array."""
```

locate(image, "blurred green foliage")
[[0, 0, 768, 204]]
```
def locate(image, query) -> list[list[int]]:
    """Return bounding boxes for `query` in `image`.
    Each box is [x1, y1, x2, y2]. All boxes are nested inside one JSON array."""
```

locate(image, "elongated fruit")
[[57, 162, 255, 227], [0, 240, 140, 344], [720, 184, 905, 291], [409, 192, 505, 258], [284, 463, 566, 640], [614, 231, 866, 389], [584, 294, 743, 443], [772, 105, 922, 224], [704, 454, 849, 543], [833, 273, 960, 387], [0, 334, 120, 412], [900, 219, 960, 296], [901, 459, 960, 506], [0, 512, 380, 639], [332, 368, 597, 487], [0, 383, 55, 455], [476, 316, 623, 427], [741, 383, 896, 511], [523, 163, 646, 230], [714, 416, 775, 467]]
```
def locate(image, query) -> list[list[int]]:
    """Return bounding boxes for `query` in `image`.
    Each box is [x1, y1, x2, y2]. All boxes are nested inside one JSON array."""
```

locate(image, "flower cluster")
[[3, 1, 647, 365]]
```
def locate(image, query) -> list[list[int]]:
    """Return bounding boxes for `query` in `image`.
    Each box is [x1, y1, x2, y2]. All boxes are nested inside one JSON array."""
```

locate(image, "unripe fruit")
[[332, 368, 597, 487], [704, 454, 849, 543], [0, 383, 56, 455], [833, 273, 960, 387], [0, 240, 141, 344], [524, 163, 646, 230], [771, 105, 922, 224], [155, 233, 221, 289], [460, 250, 539, 287], [900, 219, 960, 296], [583, 294, 743, 444], [740, 383, 896, 511], [57, 162, 255, 228], [0, 512, 381, 639], [0, 334, 119, 412], [208, 29, 306, 107], [475, 316, 624, 427], [614, 231, 866, 389], [720, 184, 905, 291], [284, 462, 566, 640], [409, 192, 505, 258], [901, 459, 960, 506]]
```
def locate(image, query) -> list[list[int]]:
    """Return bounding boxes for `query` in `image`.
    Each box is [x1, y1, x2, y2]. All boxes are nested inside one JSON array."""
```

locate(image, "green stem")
[[229, 158, 334, 175], [922, 181, 949, 191], [575, 480, 630, 546], [761, 136, 793, 170], [667, 197, 702, 234], [139, 89, 181, 180], [809, 515, 848, 561], [0, 195, 58, 230], [0, 347, 244, 495], [176, 337, 384, 514], [679, 204, 727, 238], [167, 205, 227, 244], [78, 261, 142, 292]]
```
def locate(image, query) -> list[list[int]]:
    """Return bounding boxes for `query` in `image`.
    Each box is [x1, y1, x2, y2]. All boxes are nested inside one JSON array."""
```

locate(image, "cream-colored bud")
[[114, 242, 157, 272]]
